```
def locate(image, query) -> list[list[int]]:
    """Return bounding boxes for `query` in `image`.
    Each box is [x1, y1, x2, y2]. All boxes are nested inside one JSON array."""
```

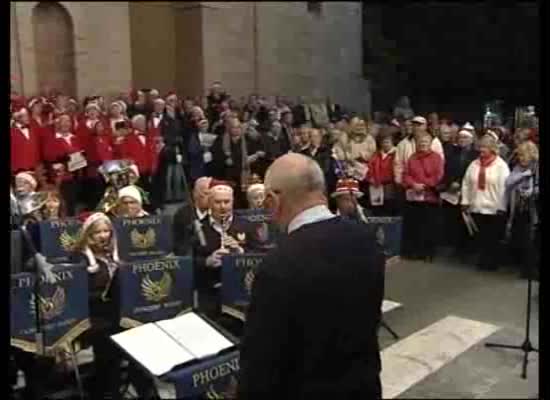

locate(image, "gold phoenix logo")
[[244, 268, 256, 296], [141, 272, 172, 302], [131, 228, 156, 249], [59, 230, 78, 252], [29, 287, 66, 321]]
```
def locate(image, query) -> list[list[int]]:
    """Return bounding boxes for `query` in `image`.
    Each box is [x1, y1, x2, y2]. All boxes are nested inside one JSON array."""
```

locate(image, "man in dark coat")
[[437, 129, 479, 254], [238, 153, 385, 399]]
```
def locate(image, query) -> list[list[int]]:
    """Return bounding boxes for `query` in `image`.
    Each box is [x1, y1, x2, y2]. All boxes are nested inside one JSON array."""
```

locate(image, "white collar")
[[288, 205, 335, 234], [55, 132, 74, 139], [196, 208, 209, 220]]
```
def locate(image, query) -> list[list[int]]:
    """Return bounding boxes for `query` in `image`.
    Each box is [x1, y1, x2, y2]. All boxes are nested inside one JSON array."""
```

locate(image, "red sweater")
[[11, 125, 42, 174], [119, 131, 155, 176], [403, 150, 444, 203], [366, 150, 396, 186], [43, 133, 86, 182]]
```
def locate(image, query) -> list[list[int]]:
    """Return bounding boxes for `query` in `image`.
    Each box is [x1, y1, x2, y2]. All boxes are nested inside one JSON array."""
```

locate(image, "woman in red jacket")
[[43, 114, 87, 216], [76, 102, 105, 151], [402, 134, 444, 261], [85, 120, 114, 209], [119, 114, 155, 193], [366, 132, 398, 216]]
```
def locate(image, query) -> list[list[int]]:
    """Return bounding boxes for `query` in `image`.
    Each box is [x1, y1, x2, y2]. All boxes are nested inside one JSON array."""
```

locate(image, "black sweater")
[[238, 217, 385, 399]]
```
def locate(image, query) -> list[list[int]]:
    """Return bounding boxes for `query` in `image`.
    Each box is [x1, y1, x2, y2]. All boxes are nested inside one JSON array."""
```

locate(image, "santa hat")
[[165, 91, 178, 102], [154, 98, 166, 105], [15, 172, 37, 190], [129, 163, 140, 177], [458, 130, 473, 138], [118, 185, 143, 205], [462, 122, 475, 131], [411, 116, 427, 125], [110, 100, 126, 112], [85, 102, 101, 112], [209, 179, 234, 195], [150, 89, 159, 96], [331, 178, 363, 198], [78, 212, 119, 273]]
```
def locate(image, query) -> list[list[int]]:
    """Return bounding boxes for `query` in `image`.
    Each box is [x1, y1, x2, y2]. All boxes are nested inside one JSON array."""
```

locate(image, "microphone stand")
[[484, 197, 538, 379]]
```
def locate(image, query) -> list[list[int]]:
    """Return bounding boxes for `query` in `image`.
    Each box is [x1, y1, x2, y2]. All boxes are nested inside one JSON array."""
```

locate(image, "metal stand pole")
[[381, 319, 400, 340], [68, 344, 85, 400]]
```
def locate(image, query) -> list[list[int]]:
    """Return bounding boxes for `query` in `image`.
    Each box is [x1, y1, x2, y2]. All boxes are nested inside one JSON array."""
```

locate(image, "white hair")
[[131, 114, 146, 125]]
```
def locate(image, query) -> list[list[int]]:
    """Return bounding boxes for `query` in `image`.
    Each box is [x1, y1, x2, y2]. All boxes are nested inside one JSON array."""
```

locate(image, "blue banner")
[[11, 230, 23, 274], [114, 216, 174, 262], [364, 217, 403, 264], [168, 350, 240, 399], [233, 209, 280, 252], [36, 219, 83, 263], [10, 263, 90, 354], [221, 254, 265, 320], [119, 256, 194, 328]]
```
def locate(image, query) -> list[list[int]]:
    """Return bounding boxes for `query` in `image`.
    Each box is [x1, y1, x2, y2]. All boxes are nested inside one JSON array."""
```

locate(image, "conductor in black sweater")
[[238, 153, 385, 399]]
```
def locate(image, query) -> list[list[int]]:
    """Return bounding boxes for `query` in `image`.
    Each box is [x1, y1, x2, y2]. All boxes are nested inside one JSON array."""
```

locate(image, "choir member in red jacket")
[[76, 102, 105, 150], [119, 114, 154, 193], [401, 134, 444, 261], [43, 114, 88, 216], [108, 101, 128, 133], [85, 120, 114, 209], [11, 107, 43, 176], [366, 133, 399, 216]]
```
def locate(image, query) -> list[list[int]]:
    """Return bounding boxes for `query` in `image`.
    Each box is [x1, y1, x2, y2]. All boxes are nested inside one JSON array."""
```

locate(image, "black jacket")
[[238, 217, 385, 399], [439, 145, 478, 191]]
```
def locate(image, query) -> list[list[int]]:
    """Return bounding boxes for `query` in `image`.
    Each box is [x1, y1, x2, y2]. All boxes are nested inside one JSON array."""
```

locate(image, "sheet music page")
[[156, 312, 234, 359], [111, 323, 195, 376]]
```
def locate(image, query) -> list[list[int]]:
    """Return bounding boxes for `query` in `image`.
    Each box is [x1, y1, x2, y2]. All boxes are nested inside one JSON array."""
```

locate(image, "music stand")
[[484, 214, 538, 379]]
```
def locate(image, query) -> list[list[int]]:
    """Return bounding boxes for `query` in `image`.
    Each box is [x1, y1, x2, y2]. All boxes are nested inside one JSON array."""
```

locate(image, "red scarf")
[[478, 154, 497, 190]]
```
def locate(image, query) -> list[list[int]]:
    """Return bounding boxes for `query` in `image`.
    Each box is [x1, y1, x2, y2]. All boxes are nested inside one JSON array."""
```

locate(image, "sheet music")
[[156, 312, 234, 359], [111, 323, 195, 376]]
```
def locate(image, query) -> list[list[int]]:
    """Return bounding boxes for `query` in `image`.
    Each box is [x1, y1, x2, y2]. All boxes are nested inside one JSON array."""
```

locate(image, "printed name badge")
[[68, 151, 87, 172], [369, 185, 384, 206]]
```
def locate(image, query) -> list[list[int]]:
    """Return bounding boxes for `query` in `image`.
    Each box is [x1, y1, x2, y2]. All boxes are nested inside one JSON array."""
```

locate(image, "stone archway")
[[32, 2, 76, 96]]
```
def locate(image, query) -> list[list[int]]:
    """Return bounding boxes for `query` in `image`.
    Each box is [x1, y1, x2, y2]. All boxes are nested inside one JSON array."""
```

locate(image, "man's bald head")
[[265, 153, 326, 201], [264, 154, 327, 228]]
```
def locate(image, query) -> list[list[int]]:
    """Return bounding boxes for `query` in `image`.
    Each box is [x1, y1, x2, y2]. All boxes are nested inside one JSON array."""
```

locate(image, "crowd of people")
[[10, 84, 539, 277]]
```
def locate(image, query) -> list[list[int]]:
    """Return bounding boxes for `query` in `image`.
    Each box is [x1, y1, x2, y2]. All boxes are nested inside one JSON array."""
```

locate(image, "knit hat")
[[118, 185, 143, 205], [15, 172, 37, 190], [331, 178, 364, 198], [78, 212, 120, 273]]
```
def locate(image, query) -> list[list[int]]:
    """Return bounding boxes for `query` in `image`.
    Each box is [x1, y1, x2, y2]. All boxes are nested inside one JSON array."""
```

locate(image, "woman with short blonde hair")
[[504, 140, 539, 278], [461, 134, 510, 270]]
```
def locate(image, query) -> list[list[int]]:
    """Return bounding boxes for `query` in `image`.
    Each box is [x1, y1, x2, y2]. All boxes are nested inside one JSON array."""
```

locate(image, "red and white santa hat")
[[209, 179, 234, 196], [331, 178, 364, 198], [165, 91, 178, 102], [15, 171, 38, 190]]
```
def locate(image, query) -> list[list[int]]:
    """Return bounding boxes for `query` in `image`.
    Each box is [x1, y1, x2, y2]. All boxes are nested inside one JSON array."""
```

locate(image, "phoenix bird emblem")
[[205, 377, 238, 399], [131, 228, 156, 249], [59, 230, 78, 252], [141, 272, 172, 302], [29, 287, 66, 321]]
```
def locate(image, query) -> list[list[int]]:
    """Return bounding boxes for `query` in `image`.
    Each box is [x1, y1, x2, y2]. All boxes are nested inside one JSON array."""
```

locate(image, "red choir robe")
[[11, 124, 42, 174], [43, 132, 86, 182], [119, 130, 155, 177], [86, 134, 114, 178]]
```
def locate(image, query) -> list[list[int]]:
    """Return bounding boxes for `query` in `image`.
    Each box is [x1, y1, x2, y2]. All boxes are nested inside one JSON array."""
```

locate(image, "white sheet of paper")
[[369, 185, 384, 206], [67, 151, 87, 172], [156, 313, 233, 359], [111, 323, 194, 376], [440, 191, 460, 205]]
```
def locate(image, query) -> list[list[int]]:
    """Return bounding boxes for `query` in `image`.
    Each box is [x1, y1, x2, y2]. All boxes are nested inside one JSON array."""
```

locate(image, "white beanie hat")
[[118, 185, 143, 205]]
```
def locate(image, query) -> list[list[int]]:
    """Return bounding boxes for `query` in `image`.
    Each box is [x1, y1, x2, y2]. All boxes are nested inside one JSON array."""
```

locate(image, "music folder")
[[111, 312, 236, 377]]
